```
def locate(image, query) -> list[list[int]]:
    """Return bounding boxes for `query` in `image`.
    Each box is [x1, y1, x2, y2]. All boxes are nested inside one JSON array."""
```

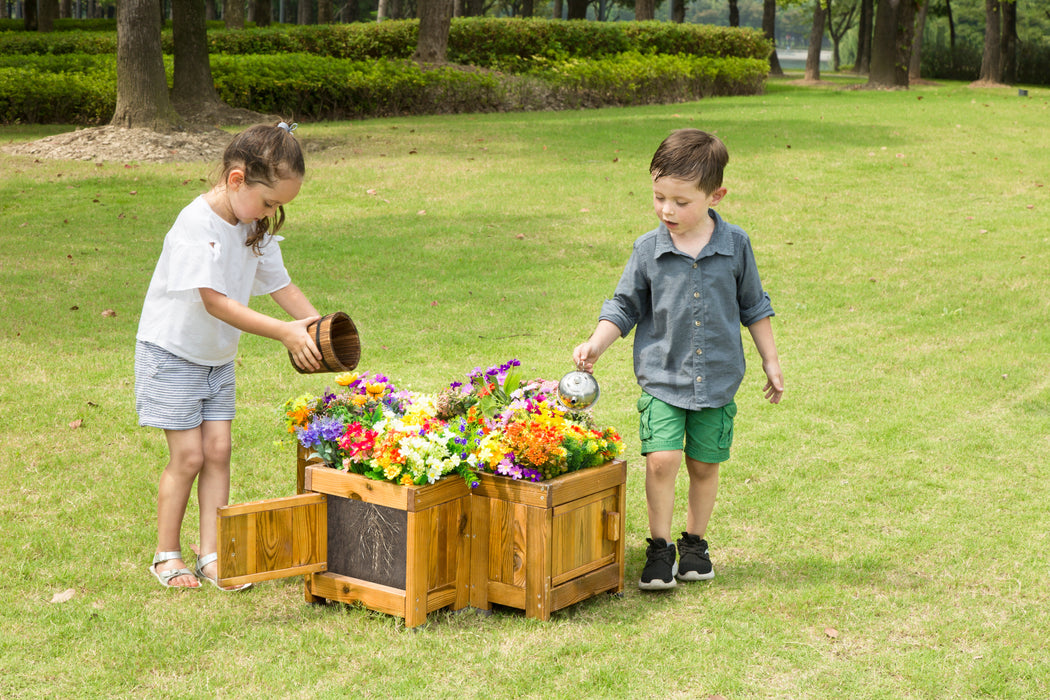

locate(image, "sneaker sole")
[[638, 577, 678, 590], [639, 562, 678, 590], [675, 570, 715, 582]]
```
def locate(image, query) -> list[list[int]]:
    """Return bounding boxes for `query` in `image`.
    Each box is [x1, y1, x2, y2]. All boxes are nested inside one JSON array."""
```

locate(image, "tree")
[[867, 0, 916, 87], [976, 0, 1001, 82], [111, 0, 180, 130], [567, 0, 588, 18], [804, 0, 826, 81], [636, 0, 656, 20], [908, 0, 930, 80], [226, 0, 246, 28], [39, 0, 58, 31], [254, 0, 273, 26], [171, 0, 227, 122], [853, 0, 873, 74], [763, 0, 784, 76], [1000, 0, 1017, 83], [414, 0, 454, 63], [827, 0, 858, 71]]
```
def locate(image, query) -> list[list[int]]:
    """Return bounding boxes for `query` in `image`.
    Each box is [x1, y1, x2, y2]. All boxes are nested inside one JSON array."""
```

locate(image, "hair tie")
[[277, 121, 298, 134]]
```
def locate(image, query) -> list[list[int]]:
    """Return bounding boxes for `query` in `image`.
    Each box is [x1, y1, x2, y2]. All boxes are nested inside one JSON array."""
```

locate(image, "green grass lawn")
[[1, 77, 1048, 698]]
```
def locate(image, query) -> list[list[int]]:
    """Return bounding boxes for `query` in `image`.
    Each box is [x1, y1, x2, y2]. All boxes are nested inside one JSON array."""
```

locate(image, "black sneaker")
[[676, 532, 714, 581], [638, 537, 678, 590]]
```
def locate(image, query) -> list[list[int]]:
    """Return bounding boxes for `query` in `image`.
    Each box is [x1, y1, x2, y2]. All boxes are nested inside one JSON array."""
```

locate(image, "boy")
[[573, 129, 784, 590]]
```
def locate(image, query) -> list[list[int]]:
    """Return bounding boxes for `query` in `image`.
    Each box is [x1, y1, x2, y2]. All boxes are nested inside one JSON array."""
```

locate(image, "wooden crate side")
[[306, 467, 411, 509], [550, 562, 622, 612], [472, 473, 551, 507], [308, 572, 405, 618], [525, 505, 554, 621], [217, 493, 326, 586], [550, 487, 621, 581], [545, 460, 627, 507]]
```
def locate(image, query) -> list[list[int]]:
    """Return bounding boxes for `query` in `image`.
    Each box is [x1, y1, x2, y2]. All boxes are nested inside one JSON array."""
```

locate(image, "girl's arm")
[[747, 316, 784, 404], [270, 282, 320, 321], [199, 287, 322, 371]]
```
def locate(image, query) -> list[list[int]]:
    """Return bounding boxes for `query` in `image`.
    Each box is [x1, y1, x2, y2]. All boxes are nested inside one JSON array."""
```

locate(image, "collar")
[[654, 210, 735, 259]]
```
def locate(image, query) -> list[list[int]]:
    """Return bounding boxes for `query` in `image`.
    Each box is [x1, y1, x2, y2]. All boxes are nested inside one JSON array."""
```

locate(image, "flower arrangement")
[[282, 360, 623, 486]]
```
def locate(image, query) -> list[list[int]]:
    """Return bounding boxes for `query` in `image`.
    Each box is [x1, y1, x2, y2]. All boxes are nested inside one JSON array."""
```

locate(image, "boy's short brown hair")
[[649, 129, 729, 195]]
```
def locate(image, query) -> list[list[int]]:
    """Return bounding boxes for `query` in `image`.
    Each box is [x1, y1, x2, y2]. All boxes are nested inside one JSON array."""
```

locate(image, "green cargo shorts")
[[637, 392, 737, 463]]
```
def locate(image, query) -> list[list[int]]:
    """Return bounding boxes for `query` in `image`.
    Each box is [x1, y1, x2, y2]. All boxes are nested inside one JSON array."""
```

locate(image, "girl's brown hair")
[[649, 129, 728, 195], [218, 123, 305, 253]]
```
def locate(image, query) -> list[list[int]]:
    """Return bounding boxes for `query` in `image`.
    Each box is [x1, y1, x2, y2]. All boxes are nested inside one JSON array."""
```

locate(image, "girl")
[[137, 122, 323, 590]]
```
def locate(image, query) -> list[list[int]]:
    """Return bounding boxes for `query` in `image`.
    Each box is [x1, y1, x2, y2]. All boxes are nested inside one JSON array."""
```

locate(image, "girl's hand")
[[286, 316, 322, 372]]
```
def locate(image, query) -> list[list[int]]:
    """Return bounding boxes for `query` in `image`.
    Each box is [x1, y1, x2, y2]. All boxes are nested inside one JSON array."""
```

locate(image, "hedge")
[[0, 52, 768, 124], [0, 18, 771, 63]]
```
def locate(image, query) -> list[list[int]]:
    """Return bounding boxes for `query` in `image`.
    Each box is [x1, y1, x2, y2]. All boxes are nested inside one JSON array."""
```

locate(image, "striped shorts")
[[134, 341, 236, 430]]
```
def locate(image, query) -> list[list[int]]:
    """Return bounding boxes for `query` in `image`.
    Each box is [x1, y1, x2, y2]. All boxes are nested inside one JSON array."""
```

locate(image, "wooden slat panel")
[[525, 506, 552, 621], [550, 563, 621, 612], [405, 510, 429, 627], [216, 493, 326, 587], [486, 580, 526, 609], [546, 460, 626, 507], [306, 466, 471, 511], [469, 495, 491, 610], [308, 572, 405, 617]]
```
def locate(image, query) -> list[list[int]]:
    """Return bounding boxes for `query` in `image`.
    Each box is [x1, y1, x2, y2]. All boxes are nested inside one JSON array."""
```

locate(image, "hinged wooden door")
[[216, 493, 327, 589]]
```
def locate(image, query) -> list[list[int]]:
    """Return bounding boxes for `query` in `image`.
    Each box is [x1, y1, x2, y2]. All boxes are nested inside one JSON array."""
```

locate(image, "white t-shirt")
[[137, 195, 292, 366]]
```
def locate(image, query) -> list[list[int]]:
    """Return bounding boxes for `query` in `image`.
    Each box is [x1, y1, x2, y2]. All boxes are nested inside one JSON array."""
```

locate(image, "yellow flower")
[[335, 372, 358, 386], [351, 394, 368, 406], [366, 382, 386, 399], [400, 474, 414, 486]]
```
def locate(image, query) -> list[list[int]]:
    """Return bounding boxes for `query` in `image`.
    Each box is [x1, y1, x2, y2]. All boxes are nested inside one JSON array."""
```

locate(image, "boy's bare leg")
[[645, 450, 683, 542], [684, 457, 720, 538]]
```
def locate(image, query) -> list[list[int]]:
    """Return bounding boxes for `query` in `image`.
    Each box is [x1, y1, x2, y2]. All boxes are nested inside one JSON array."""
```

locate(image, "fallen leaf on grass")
[[69, 419, 83, 429], [825, 627, 839, 639], [51, 589, 75, 604], [101, 309, 117, 317]]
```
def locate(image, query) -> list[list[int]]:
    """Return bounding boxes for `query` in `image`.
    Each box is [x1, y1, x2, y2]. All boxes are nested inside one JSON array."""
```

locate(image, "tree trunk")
[[111, 0, 180, 130], [317, 0, 333, 23], [728, 0, 739, 26], [254, 0, 272, 26], [552, 0, 563, 19], [38, 0, 58, 30], [804, 0, 825, 82], [977, 0, 1001, 83], [60, 0, 71, 19], [225, 0, 245, 28], [945, 0, 955, 50], [868, 0, 912, 87], [298, 0, 312, 23], [566, 0, 587, 19], [999, 0, 1017, 84], [908, 0, 928, 81], [413, 0, 453, 63], [378, 0, 389, 19], [762, 0, 782, 76], [635, 0, 655, 20], [171, 0, 225, 118], [520, 0, 534, 17], [24, 0, 38, 30], [671, 0, 685, 22], [853, 0, 872, 74]]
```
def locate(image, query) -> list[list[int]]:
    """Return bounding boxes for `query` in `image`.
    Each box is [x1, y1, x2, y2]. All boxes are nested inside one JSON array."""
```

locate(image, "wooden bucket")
[[290, 311, 361, 374]]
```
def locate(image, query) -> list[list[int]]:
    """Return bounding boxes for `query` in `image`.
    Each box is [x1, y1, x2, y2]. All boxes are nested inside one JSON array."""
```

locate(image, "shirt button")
[[693, 292, 700, 298], [692, 263, 698, 269], [696, 348, 703, 355], [696, 376, 703, 382], [694, 320, 701, 327]]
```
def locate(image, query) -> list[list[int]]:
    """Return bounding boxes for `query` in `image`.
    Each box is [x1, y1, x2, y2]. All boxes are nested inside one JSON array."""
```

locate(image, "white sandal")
[[195, 552, 251, 592], [149, 550, 199, 589]]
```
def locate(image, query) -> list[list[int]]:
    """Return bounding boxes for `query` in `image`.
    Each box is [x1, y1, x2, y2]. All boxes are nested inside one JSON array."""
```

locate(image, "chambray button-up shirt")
[[599, 210, 774, 410]]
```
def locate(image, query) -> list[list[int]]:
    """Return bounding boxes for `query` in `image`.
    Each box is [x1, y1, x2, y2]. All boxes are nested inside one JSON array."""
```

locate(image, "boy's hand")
[[762, 360, 784, 404]]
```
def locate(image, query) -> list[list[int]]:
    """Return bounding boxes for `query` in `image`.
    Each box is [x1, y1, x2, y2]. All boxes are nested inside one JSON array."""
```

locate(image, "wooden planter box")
[[469, 459, 627, 620], [216, 447, 626, 625], [215, 449, 472, 628]]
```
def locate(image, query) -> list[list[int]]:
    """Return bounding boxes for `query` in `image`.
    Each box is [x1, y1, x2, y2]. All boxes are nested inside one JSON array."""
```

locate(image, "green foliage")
[[0, 61, 115, 124]]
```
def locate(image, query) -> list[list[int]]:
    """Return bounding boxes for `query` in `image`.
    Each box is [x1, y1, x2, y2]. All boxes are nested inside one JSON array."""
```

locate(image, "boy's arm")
[[573, 319, 622, 373], [747, 316, 784, 404]]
